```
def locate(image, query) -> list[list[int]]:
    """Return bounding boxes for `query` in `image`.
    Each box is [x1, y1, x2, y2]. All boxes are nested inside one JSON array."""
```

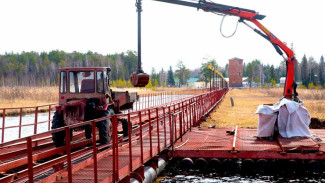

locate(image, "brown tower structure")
[[228, 58, 243, 87]]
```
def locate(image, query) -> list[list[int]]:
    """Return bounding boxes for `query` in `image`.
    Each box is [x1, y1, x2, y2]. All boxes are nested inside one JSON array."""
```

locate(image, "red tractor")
[[52, 67, 138, 147]]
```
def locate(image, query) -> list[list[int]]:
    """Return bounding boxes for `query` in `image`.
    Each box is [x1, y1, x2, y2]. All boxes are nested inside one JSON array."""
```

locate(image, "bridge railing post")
[[174, 105, 177, 142], [139, 111, 144, 165], [148, 109, 153, 158], [91, 121, 98, 183], [189, 102, 192, 131], [156, 108, 160, 153], [186, 101, 189, 131], [128, 113, 133, 173], [112, 115, 119, 182], [34, 107, 38, 135], [168, 106, 172, 147], [19, 108, 23, 139], [27, 137, 34, 183], [171, 113, 175, 157], [1, 109, 5, 143], [48, 105, 51, 131], [65, 127, 72, 183], [163, 107, 167, 149], [180, 111, 183, 142]]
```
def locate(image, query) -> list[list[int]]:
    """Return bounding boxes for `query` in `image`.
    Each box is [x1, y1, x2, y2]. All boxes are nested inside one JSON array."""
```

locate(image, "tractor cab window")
[[104, 70, 109, 92], [60, 71, 67, 93], [69, 71, 95, 93], [97, 71, 104, 93]]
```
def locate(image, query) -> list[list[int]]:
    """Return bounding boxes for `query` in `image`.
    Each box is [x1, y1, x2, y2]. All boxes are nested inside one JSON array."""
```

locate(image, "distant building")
[[187, 78, 205, 88], [242, 77, 249, 87], [174, 78, 180, 87], [228, 58, 243, 87], [280, 77, 286, 85], [174, 77, 205, 88]]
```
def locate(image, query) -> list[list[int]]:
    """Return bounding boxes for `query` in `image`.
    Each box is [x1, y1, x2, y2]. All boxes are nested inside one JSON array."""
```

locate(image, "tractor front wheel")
[[51, 111, 65, 147]]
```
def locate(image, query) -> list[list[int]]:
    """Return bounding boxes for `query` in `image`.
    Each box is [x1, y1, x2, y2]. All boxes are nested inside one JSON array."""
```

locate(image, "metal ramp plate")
[[236, 129, 281, 152], [277, 136, 320, 152]]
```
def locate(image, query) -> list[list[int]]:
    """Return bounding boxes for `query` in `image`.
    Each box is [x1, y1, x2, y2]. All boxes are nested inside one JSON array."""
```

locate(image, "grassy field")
[[203, 88, 325, 128], [0, 86, 159, 108], [1, 86, 324, 122], [0, 86, 59, 108], [0, 86, 207, 108]]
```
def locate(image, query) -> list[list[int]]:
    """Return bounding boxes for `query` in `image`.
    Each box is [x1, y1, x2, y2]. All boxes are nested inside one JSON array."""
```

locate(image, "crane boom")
[[153, 0, 298, 100]]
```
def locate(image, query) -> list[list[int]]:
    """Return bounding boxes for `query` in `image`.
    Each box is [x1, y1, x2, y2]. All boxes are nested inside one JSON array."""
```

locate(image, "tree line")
[[0, 50, 138, 86], [239, 55, 325, 88], [0, 50, 323, 89]]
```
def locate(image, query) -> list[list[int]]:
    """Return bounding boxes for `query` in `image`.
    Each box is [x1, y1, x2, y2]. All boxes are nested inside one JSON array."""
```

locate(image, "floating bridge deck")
[[2, 87, 325, 183], [172, 128, 325, 160]]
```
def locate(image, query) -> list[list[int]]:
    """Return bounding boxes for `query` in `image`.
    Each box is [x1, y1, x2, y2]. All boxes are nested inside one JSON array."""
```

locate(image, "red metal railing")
[[0, 89, 210, 143], [132, 88, 210, 111], [0, 104, 56, 143], [0, 87, 228, 182]]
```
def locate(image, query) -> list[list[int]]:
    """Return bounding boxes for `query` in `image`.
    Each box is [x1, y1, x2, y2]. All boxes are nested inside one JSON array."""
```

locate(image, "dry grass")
[[0, 86, 58, 108], [265, 88, 325, 100], [0, 86, 193, 108], [204, 88, 325, 128]]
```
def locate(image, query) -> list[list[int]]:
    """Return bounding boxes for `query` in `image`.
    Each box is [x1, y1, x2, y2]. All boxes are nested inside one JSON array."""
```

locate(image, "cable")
[[219, 15, 239, 38]]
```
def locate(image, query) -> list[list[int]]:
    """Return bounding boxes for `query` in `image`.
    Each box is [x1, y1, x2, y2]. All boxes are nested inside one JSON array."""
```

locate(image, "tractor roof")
[[59, 67, 109, 71]]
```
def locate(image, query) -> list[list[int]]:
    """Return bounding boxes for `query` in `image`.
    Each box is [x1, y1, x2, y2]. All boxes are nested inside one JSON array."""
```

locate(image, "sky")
[[0, 0, 324, 73]]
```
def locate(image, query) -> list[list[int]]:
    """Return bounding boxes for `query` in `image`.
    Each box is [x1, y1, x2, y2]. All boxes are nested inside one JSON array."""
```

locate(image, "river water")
[[157, 174, 325, 183], [156, 158, 325, 183], [0, 111, 55, 142], [156, 167, 325, 183]]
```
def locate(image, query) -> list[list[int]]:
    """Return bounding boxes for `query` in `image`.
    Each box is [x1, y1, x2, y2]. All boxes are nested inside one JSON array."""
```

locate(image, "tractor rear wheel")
[[120, 118, 131, 137], [96, 109, 114, 145], [107, 109, 114, 143], [51, 111, 65, 147]]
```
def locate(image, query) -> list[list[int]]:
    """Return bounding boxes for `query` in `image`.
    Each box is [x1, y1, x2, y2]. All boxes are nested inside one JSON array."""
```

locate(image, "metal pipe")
[[143, 166, 157, 183], [181, 158, 194, 169], [232, 125, 238, 151], [209, 69, 211, 92], [136, 0, 143, 73], [157, 158, 167, 175]]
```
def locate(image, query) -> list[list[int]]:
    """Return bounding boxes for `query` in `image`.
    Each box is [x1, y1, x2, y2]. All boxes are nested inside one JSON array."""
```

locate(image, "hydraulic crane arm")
[[153, 0, 298, 100]]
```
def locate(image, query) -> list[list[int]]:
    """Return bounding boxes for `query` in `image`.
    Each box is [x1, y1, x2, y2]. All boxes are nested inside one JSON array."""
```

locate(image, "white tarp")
[[256, 98, 311, 138]]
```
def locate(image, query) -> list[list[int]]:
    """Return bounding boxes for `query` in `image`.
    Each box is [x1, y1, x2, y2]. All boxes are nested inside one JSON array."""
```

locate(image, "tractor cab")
[[58, 67, 111, 125], [59, 67, 110, 104]]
